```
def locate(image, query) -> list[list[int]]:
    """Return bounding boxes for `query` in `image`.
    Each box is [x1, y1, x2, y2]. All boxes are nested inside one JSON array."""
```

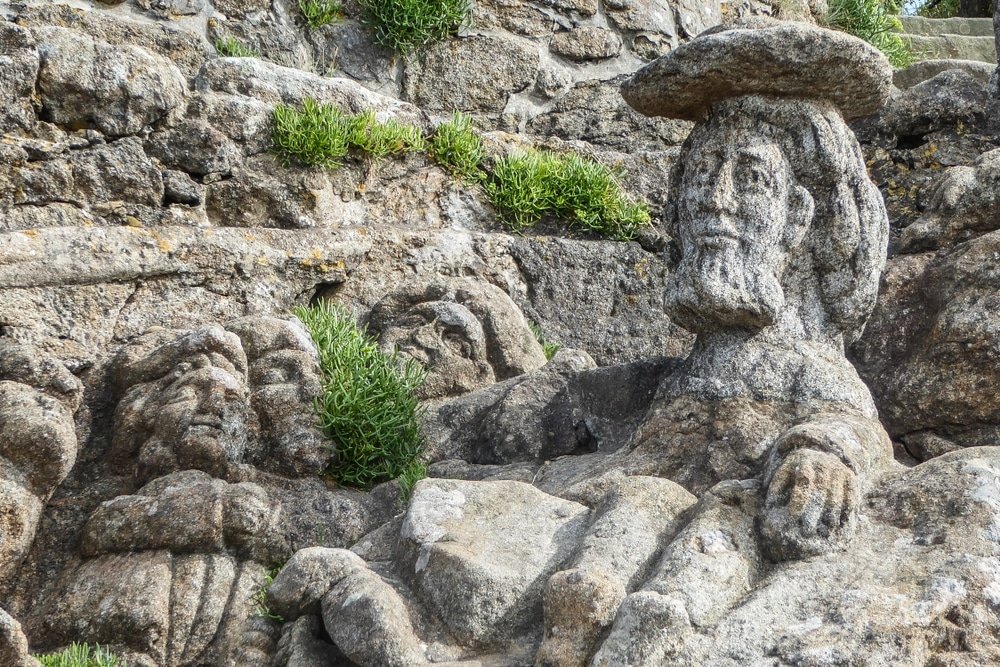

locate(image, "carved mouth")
[[188, 416, 223, 429], [697, 232, 741, 249]]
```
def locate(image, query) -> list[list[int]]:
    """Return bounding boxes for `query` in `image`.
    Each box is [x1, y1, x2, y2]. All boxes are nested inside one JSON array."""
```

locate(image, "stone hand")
[[759, 448, 858, 561]]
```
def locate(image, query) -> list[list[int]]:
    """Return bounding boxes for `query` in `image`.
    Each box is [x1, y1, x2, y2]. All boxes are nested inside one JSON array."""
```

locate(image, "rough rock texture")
[[622, 20, 893, 120], [1, 3, 999, 666], [0, 608, 39, 667], [35, 26, 187, 136], [366, 277, 547, 399]]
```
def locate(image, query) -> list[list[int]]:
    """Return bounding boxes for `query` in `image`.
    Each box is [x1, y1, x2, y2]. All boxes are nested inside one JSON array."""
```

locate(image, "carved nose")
[[707, 162, 738, 214]]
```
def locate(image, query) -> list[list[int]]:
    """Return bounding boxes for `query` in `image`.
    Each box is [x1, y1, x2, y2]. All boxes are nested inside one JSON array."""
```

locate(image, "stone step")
[[905, 34, 997, 63], [899, 15, 995, 37]]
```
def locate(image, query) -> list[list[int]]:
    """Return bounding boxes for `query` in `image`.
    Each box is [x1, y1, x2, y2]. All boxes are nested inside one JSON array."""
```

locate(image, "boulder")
[[403, 35, 540, 115], [34, 26, 187, 136], [398, 479, 590, 646], [622, 20, 892, 120]]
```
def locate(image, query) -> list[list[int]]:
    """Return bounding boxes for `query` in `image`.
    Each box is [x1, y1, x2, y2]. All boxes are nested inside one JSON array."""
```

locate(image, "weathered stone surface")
[[34, 552, 266, 665], [596, 448, 1000, 665], [14, 3, 210, 77], [200, 57, 425, 126], [674, 0, 723, 38], [321, 560, 426, 666], [898, 147, 1000, 251], [80, 471, 289, 563], [893, 58, 995, 89], [472, 0, 556, 37], [34, 26, 187, 136], [403, 35, 540, 114], [858, 70, 991, 145], [366, 277, 547, 399], [268, 547, 366, 621], [1, 134, 164, 212], [422, 352, 679, 464], [110, 317, 329, 482], [0, 1, 996, 664], [622, 20, 893, 120], [505, 235, 693, 364], [528, 79, 692, 151], [550, 27, 622, 62], [273, 615, 341, 666], [906, 34, 997, 64], [0, 22, 39, 131], [605, 0, 678, 59], [537, 474, 696, 666], [853, 232, 1000, 456], [398, 479, 589, 646], [0, 342, 81, 581], [0, 608, 39, 667], [305, 20, 397, 90]]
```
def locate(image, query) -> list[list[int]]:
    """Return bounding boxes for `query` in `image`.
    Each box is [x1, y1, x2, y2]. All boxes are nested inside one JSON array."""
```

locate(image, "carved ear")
[[784, 184, 813, 249]]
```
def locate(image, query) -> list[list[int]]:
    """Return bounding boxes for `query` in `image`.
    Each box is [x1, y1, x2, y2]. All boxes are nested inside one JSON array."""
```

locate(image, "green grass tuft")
[[485, 150, 651, 241], [825, 0, 912, 68], [252, 566, 285, 623], [214, 36, 260, 58], [272, 99, 425, 167], [349, 110, 427, 157], [273, 99, 354, 168], [361, 0, 470, 54], [430, 112, 486, 182], [294, 302, 426, 490], [397, 459, 427, 499], [528, 321, 561, 361], [299, 0, 343, 28], [34, 643, 120, 667]]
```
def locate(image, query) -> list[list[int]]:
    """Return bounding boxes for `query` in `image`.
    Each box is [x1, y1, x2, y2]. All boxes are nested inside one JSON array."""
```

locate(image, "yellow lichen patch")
[[634, 256, 650, 280]]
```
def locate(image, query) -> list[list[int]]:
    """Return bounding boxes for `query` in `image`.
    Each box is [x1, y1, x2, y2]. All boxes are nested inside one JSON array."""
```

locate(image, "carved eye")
[[442, 331, 472, 357]]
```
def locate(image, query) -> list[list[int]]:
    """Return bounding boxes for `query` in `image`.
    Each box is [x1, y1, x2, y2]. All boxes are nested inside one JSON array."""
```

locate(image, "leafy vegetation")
[[294, 302, 426, 490], [826, 0, 913, 67], [914, 0, 959, 17], [349, 110, 427, 157], [429, 112, 486, 182], [529, 321, 561, 361], [272, 101, 650, 241], [34, 643, 120, 667], [486, 150, 651, 240], [214, 36, 260, 58], [252, 566, 285, 623], [362, 0, 470, 53], [273, 99, 425, 168], [299, 0, 343, 28], [397, 459, 427, 498]]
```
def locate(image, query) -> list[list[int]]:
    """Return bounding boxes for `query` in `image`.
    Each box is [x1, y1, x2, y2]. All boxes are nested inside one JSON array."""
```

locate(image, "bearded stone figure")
[[367, 278, 547, 400], [535, 21, 903, 665]]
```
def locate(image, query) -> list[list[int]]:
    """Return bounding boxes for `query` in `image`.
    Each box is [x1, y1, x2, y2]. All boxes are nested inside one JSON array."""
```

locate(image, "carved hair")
[[667, 95, 888, 342]]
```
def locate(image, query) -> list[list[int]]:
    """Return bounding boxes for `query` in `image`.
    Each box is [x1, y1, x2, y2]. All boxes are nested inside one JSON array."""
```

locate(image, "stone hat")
[[621, 19, 894, 121]]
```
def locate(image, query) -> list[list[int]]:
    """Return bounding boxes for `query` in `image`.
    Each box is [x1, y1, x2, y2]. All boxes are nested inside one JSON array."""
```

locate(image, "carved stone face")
[[378, 300, 494, 399], [133, 361, 249, 482], [112, 328, 251, 483], [667, 134, 811, 333]]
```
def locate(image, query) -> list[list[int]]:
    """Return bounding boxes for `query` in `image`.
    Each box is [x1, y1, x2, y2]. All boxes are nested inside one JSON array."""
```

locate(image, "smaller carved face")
[[113, 332, 250, 483], [143, 362, 249, 477], [378, 301, 494, 399], [667, 138, 812, 332]]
